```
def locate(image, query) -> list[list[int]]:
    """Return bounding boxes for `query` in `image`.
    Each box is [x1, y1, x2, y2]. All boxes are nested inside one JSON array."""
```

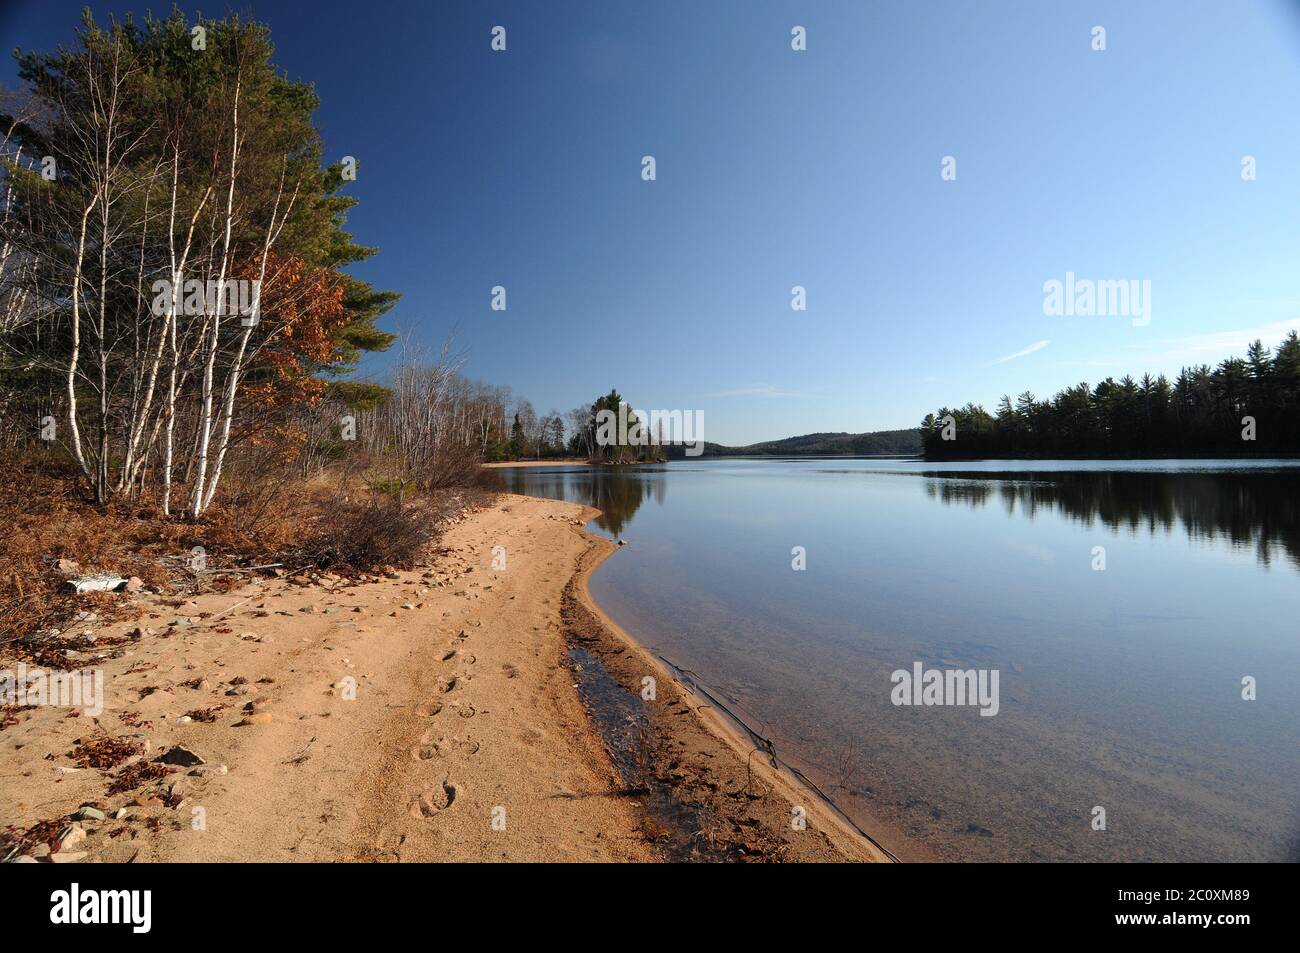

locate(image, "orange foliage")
[[240, 251, 349, 413]]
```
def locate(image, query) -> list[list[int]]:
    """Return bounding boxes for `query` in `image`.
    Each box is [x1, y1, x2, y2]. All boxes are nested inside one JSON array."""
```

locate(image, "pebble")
[[159, 745, 205, 767], [58, 824, 86, 850]]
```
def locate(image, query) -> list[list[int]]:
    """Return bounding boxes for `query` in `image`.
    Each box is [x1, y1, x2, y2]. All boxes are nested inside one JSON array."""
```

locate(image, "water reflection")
[[501, 465, 663, 537], [916, 469, 1300, 570], [506, 459, 1300, 861]]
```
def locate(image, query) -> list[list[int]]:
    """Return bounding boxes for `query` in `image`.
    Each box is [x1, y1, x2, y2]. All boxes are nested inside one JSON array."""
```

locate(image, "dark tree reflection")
[[921, 469, 1300, 570], [501, 465, 664, 537]]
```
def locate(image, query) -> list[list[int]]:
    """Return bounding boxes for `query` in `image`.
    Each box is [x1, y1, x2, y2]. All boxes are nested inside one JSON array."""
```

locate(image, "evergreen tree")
[[509, 412, 524, 459], [921, 334, 1300, 458]]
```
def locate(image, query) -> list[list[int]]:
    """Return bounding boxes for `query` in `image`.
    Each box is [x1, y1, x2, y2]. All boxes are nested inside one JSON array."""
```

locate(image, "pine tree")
[[509, 412, 524, 459]]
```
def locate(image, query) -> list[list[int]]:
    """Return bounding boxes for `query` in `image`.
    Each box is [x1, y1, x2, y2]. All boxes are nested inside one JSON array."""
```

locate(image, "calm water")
[[504, 458, 1300, 862]]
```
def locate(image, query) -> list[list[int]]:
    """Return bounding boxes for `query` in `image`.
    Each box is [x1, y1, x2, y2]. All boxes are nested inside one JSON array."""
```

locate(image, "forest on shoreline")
[[921, 334, 1300, 460]]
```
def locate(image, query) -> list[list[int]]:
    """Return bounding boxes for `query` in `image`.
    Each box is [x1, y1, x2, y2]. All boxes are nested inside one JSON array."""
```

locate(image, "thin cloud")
[[1076, 319, 1300, 371], [994, 340, 1050, 364], [1123, 319, 1300, 365]]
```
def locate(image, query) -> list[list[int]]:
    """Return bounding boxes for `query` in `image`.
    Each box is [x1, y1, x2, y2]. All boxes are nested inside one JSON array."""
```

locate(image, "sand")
[[0, 494, 887, 862]]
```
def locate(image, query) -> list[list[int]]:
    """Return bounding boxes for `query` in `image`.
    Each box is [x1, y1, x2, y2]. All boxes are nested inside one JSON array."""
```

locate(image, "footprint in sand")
[[416, 701, 443, 718], [440, 648, 457, 662], [416, 732, 480, 757], [410, 744, 439, 761], [408, 780, 458, 817], [436, 675, 458, 694]]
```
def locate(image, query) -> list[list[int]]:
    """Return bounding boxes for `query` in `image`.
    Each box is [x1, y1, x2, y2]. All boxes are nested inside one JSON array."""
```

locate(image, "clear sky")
[[5, 1, 1300, 445]]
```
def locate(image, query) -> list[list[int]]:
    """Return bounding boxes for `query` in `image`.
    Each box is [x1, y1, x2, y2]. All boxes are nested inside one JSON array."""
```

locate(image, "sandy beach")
[[1, 494, 887, 862]]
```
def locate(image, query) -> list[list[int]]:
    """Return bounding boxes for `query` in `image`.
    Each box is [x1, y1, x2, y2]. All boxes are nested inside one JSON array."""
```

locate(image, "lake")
[[503, 458, 1300, 862]]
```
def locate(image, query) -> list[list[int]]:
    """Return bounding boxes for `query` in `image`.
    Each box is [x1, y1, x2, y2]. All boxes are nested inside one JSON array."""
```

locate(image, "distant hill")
[[666, 428, 922, 458], [736, 429, 922, 455]]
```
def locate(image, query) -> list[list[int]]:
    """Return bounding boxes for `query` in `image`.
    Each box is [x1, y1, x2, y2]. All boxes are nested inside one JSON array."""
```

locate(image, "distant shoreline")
[[482, 458, 592, 468], [920, 450, 1300, 462], [486, 451, 1300, 467]]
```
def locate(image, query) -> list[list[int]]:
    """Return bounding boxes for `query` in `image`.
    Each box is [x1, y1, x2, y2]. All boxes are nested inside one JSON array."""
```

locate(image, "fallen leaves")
[[71, 734, 144, 770]]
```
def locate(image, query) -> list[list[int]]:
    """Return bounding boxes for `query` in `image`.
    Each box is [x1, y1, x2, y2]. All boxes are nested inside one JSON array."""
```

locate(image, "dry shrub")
[[299, 492, 444, 571], [472, 466, 507, 492], [0, 452, 294, 646], [0, 440, 500, 650], [412, 437, 484, 492]]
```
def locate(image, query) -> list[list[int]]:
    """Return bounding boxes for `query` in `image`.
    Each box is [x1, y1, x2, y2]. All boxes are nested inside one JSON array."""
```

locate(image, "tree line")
[[921, 334, 1300, 458], [0, 12, 568, 506], [501, 388, 668, 463]]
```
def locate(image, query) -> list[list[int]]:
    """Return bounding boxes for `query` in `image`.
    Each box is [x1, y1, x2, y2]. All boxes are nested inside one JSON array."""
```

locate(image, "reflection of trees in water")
[[504, 466, 664, 537], [587, 468, 662, 537], [923, 470, 1300, 570]]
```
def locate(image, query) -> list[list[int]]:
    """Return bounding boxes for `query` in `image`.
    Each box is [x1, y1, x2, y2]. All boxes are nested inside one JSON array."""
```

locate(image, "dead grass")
[[0, 451, 497, 653]]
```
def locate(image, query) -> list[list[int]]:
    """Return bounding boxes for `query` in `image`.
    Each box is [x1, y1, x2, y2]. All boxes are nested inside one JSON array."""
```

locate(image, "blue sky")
[[5, 1, 1300, 445]]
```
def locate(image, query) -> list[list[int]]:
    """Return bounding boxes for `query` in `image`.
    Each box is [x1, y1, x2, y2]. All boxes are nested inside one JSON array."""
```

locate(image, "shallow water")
[[505, 457, 1300, 861]]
